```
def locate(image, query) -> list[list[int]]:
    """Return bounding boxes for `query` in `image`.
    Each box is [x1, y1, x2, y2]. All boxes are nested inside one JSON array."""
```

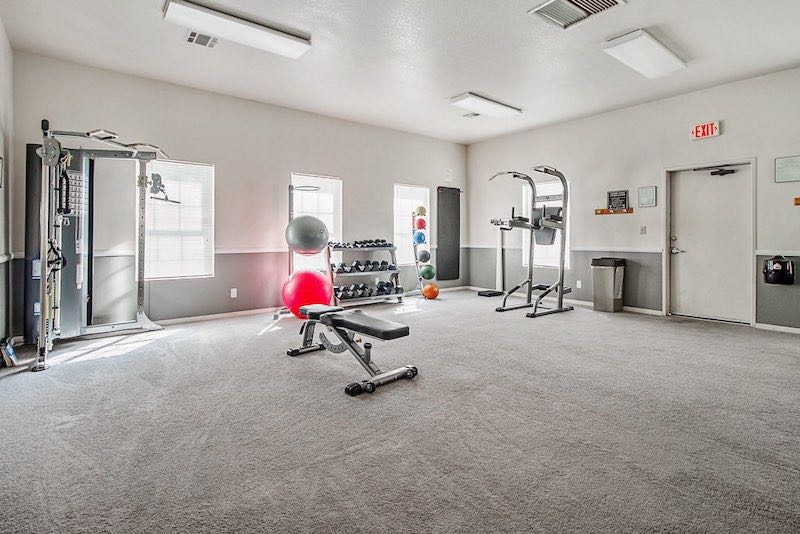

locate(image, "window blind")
[[145, 160, 215, 279]]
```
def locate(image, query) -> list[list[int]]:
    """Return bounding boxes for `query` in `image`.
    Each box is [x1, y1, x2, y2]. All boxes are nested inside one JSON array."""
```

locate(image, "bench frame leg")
[[287, 319, 417, 396], [286, 320, 325, 357]]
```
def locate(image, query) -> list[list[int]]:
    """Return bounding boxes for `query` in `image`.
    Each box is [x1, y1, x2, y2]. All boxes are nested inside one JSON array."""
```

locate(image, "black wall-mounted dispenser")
[[763, 256, 795, 285]]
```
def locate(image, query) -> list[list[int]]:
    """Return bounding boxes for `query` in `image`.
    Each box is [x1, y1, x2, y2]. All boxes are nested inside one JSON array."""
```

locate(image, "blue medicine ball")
[[413, 231, 426, 245]]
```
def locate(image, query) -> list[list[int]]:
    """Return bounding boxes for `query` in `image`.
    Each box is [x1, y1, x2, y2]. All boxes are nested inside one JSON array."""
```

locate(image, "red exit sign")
[[691, 121, 721, 140]]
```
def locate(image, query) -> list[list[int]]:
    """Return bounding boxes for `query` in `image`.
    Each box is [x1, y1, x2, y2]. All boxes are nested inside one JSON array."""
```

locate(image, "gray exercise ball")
[[286, 215, 329, 255], [417, 249, 431, 263]]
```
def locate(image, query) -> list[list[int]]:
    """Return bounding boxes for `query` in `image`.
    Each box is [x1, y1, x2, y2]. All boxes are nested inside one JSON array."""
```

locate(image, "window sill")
[[145, 274, 216, 281], [523, 265, 572, 270]]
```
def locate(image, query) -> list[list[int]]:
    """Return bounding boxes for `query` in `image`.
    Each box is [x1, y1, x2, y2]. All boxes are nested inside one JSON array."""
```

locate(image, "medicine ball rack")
[[410, 212, 436, 295], [327, 244, 404, 306]]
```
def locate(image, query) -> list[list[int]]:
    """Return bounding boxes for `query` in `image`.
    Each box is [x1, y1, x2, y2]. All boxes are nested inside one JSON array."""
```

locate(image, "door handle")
[[670, 247, 685, 255]]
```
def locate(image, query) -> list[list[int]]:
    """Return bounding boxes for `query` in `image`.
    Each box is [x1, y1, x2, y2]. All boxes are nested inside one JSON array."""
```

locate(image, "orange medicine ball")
[[422, 283, 439, 300]]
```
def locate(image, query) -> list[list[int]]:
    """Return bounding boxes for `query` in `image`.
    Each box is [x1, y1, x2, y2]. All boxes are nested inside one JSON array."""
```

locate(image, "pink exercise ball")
[[282, 270, 333, 318]]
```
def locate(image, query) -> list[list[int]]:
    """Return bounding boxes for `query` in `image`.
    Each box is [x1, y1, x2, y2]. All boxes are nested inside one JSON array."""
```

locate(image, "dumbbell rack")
[[327, 244, 404, 307]]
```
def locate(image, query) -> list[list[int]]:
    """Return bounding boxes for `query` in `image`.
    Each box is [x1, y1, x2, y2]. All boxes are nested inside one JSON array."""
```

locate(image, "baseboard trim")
[[754, 322, 800, 335], [439, 285, 473, 293], [158, 307, 281, 325], [622, 306, 664, 316]]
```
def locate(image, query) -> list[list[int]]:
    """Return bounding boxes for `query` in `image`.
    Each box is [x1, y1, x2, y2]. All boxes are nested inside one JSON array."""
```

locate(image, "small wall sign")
[[607, 190, 629, 211], [690, 121, 721, 140]]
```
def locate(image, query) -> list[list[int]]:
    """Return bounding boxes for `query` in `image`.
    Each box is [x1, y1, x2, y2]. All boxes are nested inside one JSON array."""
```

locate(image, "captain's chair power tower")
[[488, 166, 573, 318]]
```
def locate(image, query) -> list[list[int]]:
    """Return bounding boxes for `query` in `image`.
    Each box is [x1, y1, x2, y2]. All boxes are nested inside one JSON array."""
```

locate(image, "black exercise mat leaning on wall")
[[436, 186, 460, 280]]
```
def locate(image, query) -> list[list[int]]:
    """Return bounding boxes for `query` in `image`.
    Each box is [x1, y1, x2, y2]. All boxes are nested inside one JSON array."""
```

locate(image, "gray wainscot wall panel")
[[10, 258, 24, 337], [756, 255, 800, 329], [9, 248, 471, 337], [146, 252, 289, 321], [467, 247, 663, 311], [92, 256, 137, 325], [0, 261, 8, 339], [12, 251, 798, 337]]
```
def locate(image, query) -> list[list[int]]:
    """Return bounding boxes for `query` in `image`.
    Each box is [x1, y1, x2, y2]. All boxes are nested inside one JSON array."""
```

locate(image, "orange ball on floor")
[[422, 283, 439, 300]]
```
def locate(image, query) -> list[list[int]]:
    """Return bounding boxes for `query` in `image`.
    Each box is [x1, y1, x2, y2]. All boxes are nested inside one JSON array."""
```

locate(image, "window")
[[291, 173, 342, 271], [521, 181, 570, 269], [145, 160, 215, 279], [393, 184, 430, 266]]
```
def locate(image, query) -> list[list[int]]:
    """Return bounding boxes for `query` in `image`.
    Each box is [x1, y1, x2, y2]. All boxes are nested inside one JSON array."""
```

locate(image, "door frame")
[[661, 157, 757, 325]]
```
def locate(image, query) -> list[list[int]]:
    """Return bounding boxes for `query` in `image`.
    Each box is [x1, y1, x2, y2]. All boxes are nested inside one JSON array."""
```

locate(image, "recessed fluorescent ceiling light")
[[449, 93, 522, 118], [163, 0, 311, 59], [602, 29, 685, 79]]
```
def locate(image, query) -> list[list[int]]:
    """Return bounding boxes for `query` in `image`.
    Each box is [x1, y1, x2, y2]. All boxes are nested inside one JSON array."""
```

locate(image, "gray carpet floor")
[[1, 290, 799, 533]]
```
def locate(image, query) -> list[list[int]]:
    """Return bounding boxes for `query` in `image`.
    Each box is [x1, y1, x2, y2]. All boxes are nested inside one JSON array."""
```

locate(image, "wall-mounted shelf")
[[594, 208, 634, 215]]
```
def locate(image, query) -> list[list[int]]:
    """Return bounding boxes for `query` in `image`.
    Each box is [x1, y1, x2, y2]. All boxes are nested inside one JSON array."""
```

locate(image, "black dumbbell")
[[395, 286, 403, 294], [336, 262, 346, 273], [339, 290, 351, 300], [379, 261, 389, 271], [388, 264, 397, 271]]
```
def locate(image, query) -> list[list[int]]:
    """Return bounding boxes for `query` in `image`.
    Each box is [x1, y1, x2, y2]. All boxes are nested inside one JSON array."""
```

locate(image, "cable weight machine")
[[25, 119, 174, 371], [488, 166, 573, 318]]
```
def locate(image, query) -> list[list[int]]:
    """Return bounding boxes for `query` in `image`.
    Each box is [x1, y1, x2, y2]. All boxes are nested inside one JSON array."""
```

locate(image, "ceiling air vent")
[[529, 0, 626, 29], [186, 31, 218, 48]]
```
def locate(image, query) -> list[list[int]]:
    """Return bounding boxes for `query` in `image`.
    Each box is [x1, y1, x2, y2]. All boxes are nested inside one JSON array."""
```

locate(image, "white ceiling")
[[2, 0, 800, 144]]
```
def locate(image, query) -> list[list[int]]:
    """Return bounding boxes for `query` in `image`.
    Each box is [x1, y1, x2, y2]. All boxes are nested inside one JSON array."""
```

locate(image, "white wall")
[[10, 52, 467, 257], [468, 67, 800, 254], [0, 15, 12, 259]]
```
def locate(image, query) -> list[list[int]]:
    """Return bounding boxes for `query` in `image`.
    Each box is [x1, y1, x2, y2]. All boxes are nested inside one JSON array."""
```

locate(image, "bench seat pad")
[[320, 309, 409, 341], [299, 304, 344, 320]]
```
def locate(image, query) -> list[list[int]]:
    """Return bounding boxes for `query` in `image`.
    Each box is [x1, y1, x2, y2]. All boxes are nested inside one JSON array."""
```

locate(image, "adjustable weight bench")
[[287, 304, 418, 396]]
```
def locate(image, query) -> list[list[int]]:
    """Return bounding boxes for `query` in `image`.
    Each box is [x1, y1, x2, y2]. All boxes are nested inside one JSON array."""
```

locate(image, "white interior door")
[[669, 165, 752, 323]]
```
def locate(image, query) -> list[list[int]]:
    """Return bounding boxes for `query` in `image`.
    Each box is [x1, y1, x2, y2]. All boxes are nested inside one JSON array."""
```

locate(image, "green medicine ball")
[[419, 264, 436, 280]]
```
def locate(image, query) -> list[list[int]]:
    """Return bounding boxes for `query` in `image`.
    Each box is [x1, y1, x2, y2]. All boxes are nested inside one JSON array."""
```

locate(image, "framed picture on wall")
[[638, 185, 657, 208], [775, 155, 800, 183]]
